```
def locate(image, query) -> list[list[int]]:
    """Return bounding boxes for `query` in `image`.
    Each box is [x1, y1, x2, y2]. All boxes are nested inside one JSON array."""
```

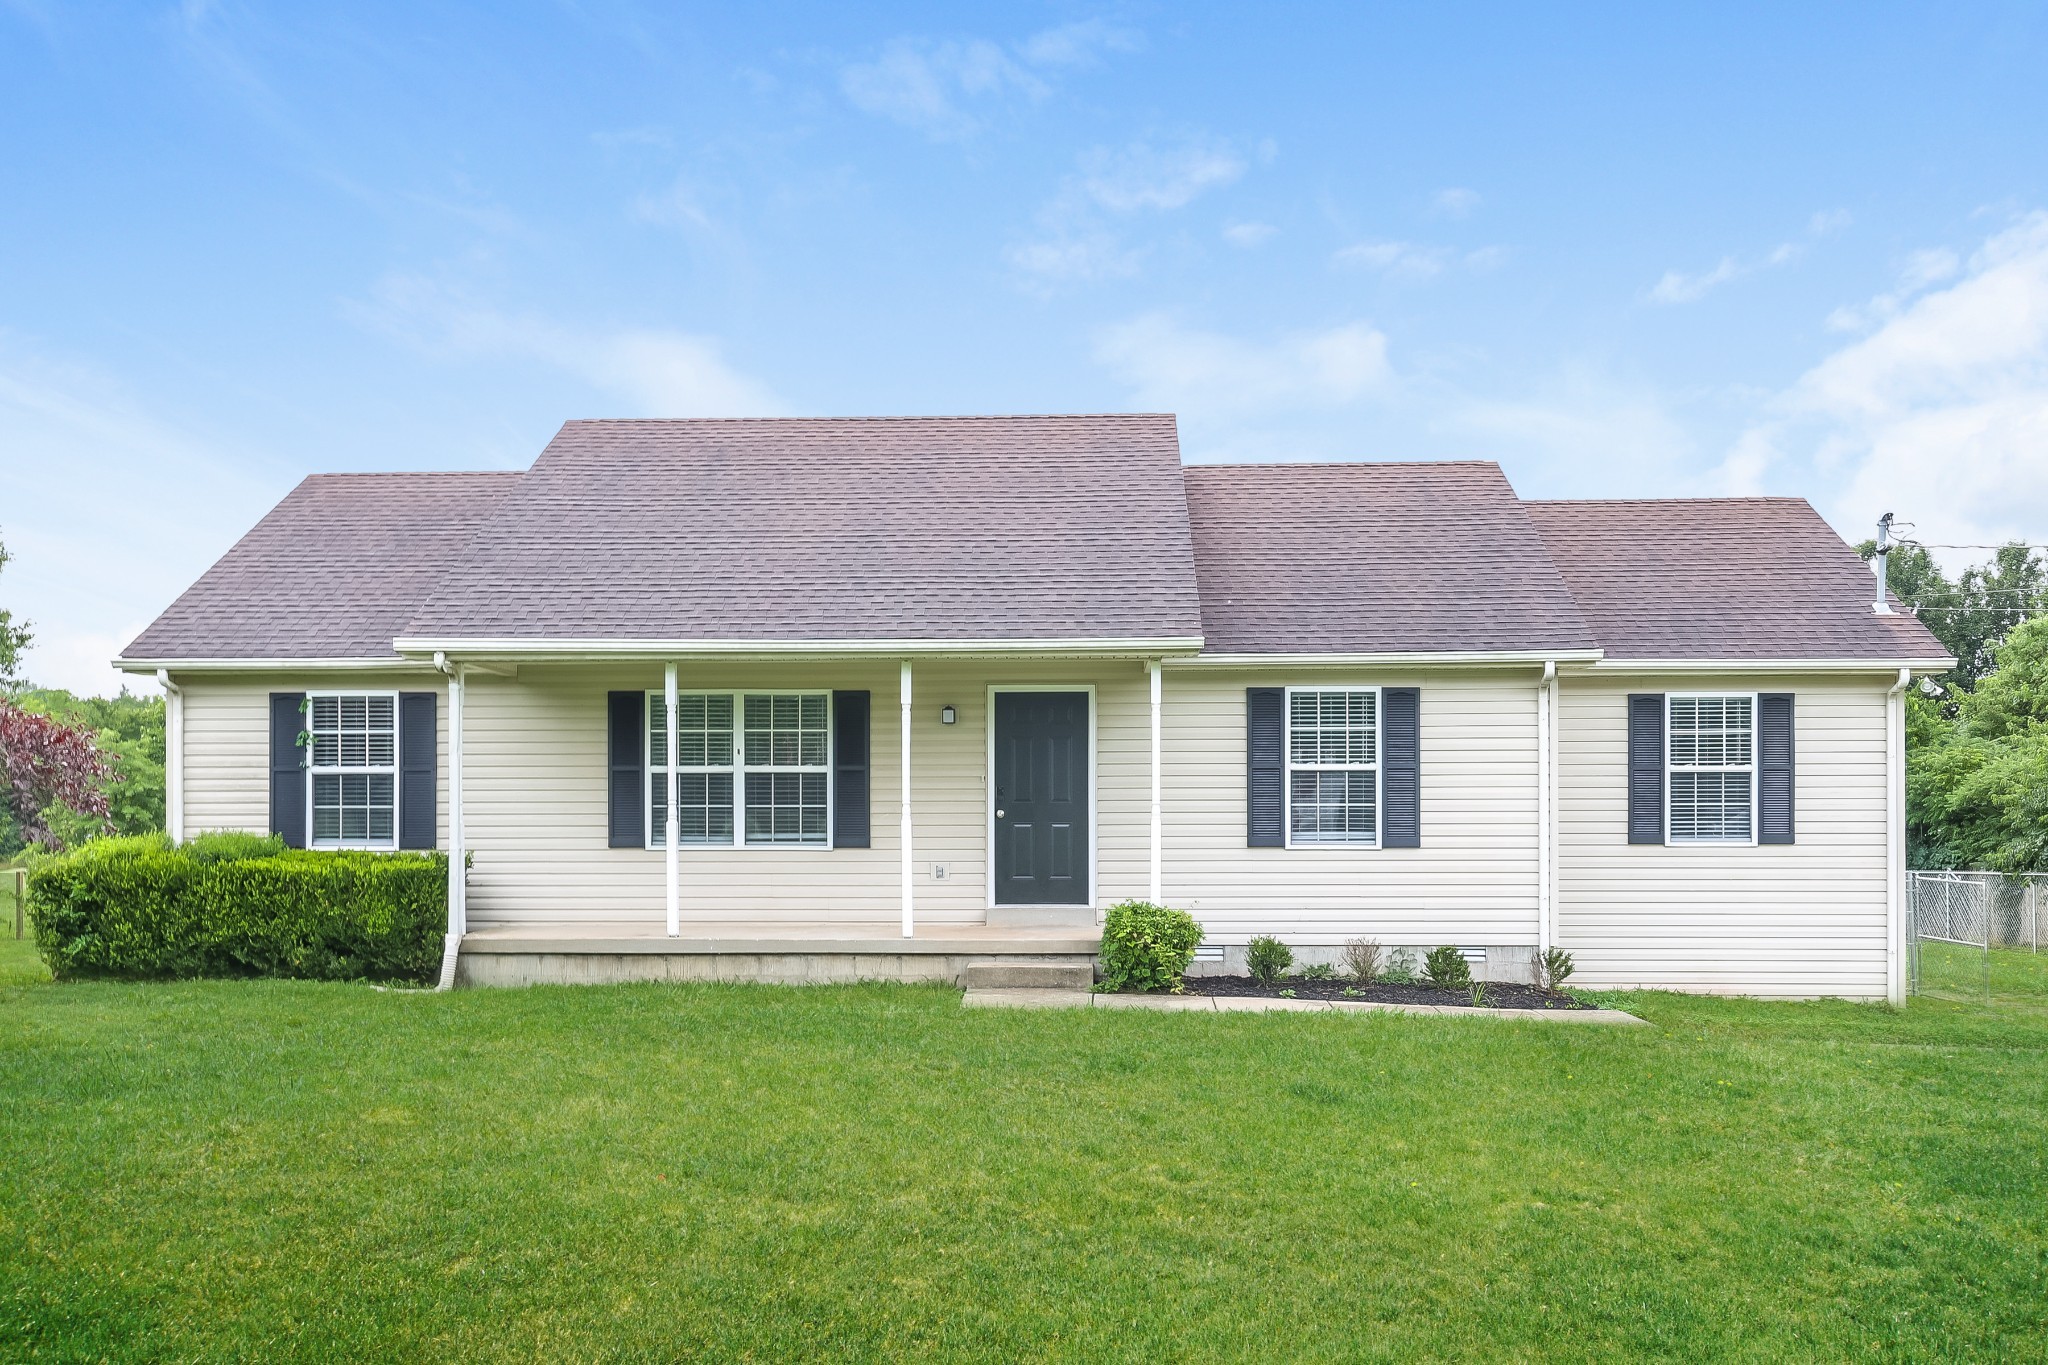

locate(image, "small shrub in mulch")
[[1183, 975, 1592, 1010]]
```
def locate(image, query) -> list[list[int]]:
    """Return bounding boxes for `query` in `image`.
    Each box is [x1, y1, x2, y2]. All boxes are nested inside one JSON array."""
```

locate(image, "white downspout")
[[433, 652, 466, 991], [1148, 659, 1163, 904], [155, 669, 183, 844], [665, 662, 679, 938], [900, 661, 914, 938], [1537, 661, 1556, 962], [1887, 667, 1911, 1006]]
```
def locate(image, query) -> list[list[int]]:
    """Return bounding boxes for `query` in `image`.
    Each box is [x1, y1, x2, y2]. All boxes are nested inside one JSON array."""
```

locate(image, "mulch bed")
[[1182, 975, 1591, 1010]]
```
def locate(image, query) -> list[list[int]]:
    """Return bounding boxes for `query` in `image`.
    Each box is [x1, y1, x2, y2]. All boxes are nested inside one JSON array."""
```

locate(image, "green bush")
[[28, 837, 446, 984], [1534, 947, 1575, 991], [1097, 900, 1204, 993], [1296, 963, 1335, 982], [1245, 935, 1293, 983], [1422, 945, 1472, 990]]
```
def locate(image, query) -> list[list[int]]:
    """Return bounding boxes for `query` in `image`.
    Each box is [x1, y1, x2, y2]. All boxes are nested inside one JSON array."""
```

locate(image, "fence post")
[[13, 868, 22, 940]]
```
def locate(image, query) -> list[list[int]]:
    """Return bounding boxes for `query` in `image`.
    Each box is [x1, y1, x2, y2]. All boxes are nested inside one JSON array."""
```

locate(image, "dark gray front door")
[[993, 691, 1090, 905]]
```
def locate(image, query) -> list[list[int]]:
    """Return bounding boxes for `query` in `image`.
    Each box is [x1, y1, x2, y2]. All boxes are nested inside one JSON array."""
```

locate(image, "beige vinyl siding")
[[1161, 668, 1542, 946], [462, 659, 1154, 928], [1556, 673, 1890, 999], [178, 672, 449, 846]]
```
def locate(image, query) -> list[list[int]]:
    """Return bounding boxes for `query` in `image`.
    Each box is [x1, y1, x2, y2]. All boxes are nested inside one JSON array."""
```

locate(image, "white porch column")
[[448, 666, 466, 937], [665, 662, 680, 938], [900, 660, 914, 938], [1536, 661, 1555, 957], [1148, 659, 1163, 903]]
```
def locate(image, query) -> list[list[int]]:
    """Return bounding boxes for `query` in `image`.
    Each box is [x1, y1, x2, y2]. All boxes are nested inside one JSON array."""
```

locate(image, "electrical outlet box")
[[931, 863, 949, 881]]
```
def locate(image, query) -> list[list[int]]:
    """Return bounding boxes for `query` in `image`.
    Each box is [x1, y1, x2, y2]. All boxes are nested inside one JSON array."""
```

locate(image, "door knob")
[[996, 809, 1006, 818]]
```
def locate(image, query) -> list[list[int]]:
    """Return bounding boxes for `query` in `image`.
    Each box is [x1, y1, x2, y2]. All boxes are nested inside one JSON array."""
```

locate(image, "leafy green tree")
[[1905, 616, 2048, 872], [3, 689, 164, 853], [1860, 540, 2048, 691], [0, 534, 30, 689]]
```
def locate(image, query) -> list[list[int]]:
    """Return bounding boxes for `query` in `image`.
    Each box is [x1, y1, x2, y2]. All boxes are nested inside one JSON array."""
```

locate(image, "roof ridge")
[[1187, 459, 1504, 471], [559, 413, 1177, 425], [1527, 495, 1811, 507]]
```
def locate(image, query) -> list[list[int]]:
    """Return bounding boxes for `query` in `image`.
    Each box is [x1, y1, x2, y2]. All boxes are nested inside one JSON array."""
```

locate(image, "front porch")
[[455, 920, 1102, 988]]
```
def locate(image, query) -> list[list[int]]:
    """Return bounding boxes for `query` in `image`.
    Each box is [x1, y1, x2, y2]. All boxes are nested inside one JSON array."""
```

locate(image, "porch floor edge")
[[459, 922, 1103, 956]]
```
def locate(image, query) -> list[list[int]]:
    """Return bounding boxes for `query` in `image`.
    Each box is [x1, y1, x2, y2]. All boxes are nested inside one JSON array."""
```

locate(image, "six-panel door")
[[992, 691, 1090, 905]]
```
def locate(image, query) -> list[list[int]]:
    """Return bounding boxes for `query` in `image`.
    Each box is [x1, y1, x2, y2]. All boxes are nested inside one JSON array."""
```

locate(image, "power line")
[[1898, 540, 2048, 552]]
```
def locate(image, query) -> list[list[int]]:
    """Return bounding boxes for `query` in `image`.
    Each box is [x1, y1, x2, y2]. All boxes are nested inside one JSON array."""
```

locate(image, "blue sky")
[[6, 1, 2048, 694]]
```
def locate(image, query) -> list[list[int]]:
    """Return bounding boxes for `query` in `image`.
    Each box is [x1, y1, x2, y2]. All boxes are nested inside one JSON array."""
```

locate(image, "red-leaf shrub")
[[0, 700, 114, 848]]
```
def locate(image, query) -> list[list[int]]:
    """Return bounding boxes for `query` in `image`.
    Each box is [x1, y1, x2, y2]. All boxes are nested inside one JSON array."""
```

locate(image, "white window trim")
[[304, 688, 401, 851], [983, 684, 1100, 912], [1283, 684, 1383, 850], [1665, 691, 1759, 847], [645, 689, 835, 851]]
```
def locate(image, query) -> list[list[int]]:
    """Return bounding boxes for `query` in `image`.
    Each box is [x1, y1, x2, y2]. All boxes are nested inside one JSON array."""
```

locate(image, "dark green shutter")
[[1246, 687, 1284, 847], [607, 691, 645, 849], [1381, 687, 1420, 848], [269, 692, 307, 848], [832, 691, 870, 848], [1758, 693, 1795, 844], [398, 692, 437, 850], [1627, 694, 1665, 845]]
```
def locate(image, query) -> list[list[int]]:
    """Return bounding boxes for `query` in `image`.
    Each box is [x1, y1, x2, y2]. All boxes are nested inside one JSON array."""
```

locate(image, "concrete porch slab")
[[461, 921, 1101, 957]]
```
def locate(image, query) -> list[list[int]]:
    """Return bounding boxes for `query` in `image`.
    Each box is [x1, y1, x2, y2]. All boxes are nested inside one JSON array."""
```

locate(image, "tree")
[[0, 534, 30, 689], [1905, 616, 2048, 873], [0, 701, 113, 849], [1859, 540, 2048, 692], [10, 688, 164, 849]]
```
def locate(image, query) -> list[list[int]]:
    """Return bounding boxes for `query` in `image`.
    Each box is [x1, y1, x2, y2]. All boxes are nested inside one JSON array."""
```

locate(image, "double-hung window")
[[307, 692, 398, 848], [1285, 687, 1379, 845], [649, 691, 831, 847], [1667, 693, 1755, 843]]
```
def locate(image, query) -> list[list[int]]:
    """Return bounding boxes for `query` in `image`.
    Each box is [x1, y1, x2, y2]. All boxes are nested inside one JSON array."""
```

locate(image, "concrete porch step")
[[961, 961, 1096, 991], [985, 904, 1098, 928]]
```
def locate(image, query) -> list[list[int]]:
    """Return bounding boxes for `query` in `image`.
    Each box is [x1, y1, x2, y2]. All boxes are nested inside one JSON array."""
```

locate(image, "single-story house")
[[117, 415, 1952, 1000]]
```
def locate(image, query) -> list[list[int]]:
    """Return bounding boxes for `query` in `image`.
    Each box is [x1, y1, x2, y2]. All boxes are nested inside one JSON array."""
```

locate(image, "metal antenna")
[[1873, 512, 1896, 615]]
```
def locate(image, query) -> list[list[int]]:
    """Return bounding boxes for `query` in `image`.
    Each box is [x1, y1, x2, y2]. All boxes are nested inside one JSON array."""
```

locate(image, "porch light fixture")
[[939, 705, 957, 725]]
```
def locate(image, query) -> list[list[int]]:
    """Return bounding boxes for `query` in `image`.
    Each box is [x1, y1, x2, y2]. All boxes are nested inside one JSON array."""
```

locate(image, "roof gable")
[[399, 416, 1205, 646], [1526, 497, 1952, 661], [120, 471, 522, 662], [1184, 461, 1596, 654]]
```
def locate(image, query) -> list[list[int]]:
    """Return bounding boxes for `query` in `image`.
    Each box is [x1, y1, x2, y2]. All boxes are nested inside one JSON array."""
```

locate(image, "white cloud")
[[1432, 371, 1698, 496], [1222, 221, 1277, 248], [1093, 314, 1390, 418], [1431, 187, 1480, 218], [1010, 137, 1248, 286], [1334, 239, 1453, 279], [0, 336, 280, 696], [1332, 239, 1501, 280], [347, 274, 783, 416], [1719, 212, 2048, 560], [1646, 212, 1846, 304], [1825, 246, 1963, 333], [840, 20, 1140, 139]]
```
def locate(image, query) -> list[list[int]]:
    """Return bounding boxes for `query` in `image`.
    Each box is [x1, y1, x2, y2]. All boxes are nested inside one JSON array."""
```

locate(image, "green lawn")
[[1918, 939, 2048, 1008], [3, 945, 2046, 1360]]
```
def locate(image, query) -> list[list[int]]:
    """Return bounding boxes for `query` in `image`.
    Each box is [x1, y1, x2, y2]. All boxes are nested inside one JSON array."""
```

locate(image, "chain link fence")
[[1908, 871, 2046, 1004]]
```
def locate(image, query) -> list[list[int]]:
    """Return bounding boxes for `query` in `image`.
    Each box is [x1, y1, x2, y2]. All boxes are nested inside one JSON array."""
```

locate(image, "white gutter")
[[1537, 660, 1556, 961], [1148, 658, 1163, 904], [432, 652, 467, 991], [393, 635, 1207, 661], [1165, 649, 1604, 669], [155, 670, 184, 844], [116, 657, 441, 674], [1886, 667, 1911, 1007], [1586, 657, 1955, 674]]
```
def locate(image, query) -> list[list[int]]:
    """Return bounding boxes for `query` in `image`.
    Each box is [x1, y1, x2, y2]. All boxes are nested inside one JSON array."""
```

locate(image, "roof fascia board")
[[1583, 656, 1957, 674], [1167, 649, 1604, 668], [393, 635, 1207, 661], [115, 657, 440, 674]]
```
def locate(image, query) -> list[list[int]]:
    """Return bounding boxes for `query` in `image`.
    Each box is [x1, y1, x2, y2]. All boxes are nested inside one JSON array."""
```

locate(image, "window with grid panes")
[[647, 691, 830, 846], [1667, 694, 1754, 842], [1286, 687, 1380, 844], [307, 693, 397, 847]]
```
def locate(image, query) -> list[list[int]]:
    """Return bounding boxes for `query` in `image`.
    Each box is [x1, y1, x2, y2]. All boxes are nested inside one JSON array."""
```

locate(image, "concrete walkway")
[[963, 988, 1648, 1024]]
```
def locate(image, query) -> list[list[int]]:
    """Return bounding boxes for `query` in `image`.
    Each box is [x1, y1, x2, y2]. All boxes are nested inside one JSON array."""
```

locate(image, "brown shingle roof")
[[1526, 497, 1952, 662], [121, 471, 522, 661], [399, 416, 1204, 644], [1184, 461, 1597, 654]]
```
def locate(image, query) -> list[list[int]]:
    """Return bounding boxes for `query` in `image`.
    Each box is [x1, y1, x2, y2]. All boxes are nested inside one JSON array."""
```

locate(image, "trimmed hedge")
[[28, 833, 446, 983], [1097, 900, 1205, 993]]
